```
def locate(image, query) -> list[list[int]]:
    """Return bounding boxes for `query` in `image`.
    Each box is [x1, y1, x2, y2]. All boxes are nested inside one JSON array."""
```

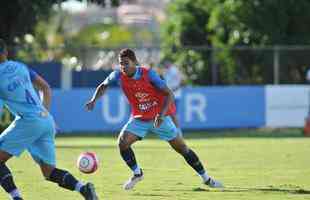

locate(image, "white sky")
[[60, 0, 88, 13]]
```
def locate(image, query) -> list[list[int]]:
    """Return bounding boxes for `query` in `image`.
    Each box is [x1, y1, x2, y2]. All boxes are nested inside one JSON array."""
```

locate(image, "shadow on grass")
[[57, 128, 306, 139], [190, 186, 310, 195], [56, 144, 116, 149], [181, 128, 305, 139], [133, 192, 172, 197], [55, 128, 307, 149]]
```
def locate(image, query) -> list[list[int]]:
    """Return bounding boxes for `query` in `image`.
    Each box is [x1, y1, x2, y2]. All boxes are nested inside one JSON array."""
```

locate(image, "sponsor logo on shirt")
[[2, 64, 16, 75]]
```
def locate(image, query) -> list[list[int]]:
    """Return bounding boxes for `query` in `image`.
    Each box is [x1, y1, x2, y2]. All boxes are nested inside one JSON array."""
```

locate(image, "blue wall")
[[27, 62, 114, 88], [178, 87, 265, 129], [72, 70, 114, 88], [50, 87, 265, 133], [29, 62, 62, 88]]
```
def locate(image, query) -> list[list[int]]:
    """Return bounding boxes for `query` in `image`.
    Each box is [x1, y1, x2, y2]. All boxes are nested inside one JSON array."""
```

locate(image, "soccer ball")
[[77, 152, 99, 174]]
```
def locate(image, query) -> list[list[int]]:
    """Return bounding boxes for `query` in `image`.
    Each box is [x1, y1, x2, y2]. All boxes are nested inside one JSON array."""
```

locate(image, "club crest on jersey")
[[135, 92, 150, 102]]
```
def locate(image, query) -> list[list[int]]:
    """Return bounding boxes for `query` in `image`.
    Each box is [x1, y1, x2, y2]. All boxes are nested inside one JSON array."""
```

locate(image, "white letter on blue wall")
[[102, 94, 127, 124], [185, 93, 207, 122]]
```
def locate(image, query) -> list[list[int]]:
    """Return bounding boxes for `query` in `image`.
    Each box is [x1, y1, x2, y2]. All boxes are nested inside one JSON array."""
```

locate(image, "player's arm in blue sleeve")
[[103, 70, 120, 86], [28, 68, 38, 82], [85, 70, 120, 111], [148, 69, 167, 90], [29, 68, 52, 110]]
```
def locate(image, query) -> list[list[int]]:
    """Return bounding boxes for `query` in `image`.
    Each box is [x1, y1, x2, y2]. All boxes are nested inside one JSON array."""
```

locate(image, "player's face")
[[119, 56, 136, 76]]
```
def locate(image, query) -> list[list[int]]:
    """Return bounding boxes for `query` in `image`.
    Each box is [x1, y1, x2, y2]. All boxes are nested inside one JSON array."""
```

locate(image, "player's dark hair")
[[0, 39, 7, 53], [119, 48, 138, 63]]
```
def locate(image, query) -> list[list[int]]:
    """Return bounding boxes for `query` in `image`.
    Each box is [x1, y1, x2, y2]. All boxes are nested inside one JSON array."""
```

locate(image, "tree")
[[209, 0, 310, 84], [161, 0, 216, 84], [0, 0, 64, 46], [0, 0, 119, 48], [161, 0, 310, 85]]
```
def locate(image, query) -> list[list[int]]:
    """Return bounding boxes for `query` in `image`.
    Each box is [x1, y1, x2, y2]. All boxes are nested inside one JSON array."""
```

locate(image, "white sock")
[[75, 181, 84, 192], [133, 166, 141, 175], [10, 189, 21, 198], [199, 172, 210, 182]]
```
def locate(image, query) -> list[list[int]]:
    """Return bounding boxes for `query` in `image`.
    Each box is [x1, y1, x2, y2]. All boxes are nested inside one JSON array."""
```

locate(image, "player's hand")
[[85, 100, 96, 111], [154, 114, 164, 128]]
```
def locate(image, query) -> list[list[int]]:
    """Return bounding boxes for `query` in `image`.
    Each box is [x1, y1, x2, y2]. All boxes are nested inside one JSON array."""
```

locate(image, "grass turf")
[[0, 129, 309, 200]]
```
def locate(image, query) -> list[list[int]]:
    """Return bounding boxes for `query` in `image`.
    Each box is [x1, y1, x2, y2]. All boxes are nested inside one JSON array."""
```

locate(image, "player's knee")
[[118, 137, 130, 150], [43, 168, 55, 180], [0, 160, 7, 165], [0, 151, 12, 163], [44, 172, 52, 181], [0, 158, 9, 164], [44, 174, 50, 180], [40, 164, 55, 180]]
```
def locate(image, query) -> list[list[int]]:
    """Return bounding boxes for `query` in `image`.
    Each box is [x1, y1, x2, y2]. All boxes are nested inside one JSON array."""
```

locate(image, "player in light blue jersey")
[[0, 39, 98, 200]]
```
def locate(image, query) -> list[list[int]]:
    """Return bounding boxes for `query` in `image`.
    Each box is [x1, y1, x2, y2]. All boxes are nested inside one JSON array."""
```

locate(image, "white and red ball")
[[77, 152, 99, 174]]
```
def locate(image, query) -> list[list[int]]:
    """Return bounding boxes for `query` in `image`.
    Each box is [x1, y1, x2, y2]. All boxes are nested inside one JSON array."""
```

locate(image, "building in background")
[[56, 0, 169, 71]]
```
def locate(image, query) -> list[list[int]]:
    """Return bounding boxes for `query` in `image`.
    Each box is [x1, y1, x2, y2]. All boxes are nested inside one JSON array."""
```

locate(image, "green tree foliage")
[[0, 0, 66, 47], [161, 0, 215, 84], [70, 24, 134, 48], [161, 0, 310, 85], [0, 0, 119, 48], [209, 0, 310, 84], [16, 14, 67, 62]]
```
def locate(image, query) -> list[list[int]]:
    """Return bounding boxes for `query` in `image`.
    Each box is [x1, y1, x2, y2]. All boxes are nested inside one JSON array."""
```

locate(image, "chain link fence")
[[16, 45, 310, 86], [69, 46, 310, 85]]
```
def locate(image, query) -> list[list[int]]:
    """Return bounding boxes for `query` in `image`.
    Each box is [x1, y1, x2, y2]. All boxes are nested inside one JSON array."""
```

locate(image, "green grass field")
[[0, 129, 309, 200]]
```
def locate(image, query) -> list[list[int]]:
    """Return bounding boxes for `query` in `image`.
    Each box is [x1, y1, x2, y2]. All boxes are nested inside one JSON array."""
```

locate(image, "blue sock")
[[74, 182, 84, 192], [132, 165, 141, 175], [120, 148, 139, 172], [10, 189, 21, 198], [0, 163, 17, 194], [183, 149, 205, 175], [48, 168, 79, 191]]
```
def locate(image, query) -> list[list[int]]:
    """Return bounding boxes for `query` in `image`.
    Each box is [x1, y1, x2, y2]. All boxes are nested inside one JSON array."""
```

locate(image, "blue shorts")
[[0, 114, 56, 166], [121, 116, 178, 141]]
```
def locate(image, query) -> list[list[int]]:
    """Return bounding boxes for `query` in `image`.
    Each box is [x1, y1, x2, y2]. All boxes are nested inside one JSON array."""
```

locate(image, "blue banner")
[[178, 86, 265, 129], [51, 89, 131, 132], [50, 87, 265, 133]]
